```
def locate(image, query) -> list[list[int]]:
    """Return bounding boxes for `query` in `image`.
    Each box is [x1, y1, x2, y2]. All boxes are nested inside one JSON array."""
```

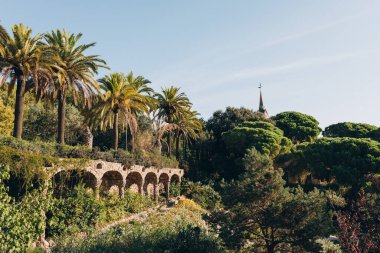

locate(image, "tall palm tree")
[[174, 109, 203, 159], [124, 71, 155, 151], [91, 73, 150, 150], [42, 29, 107, 144], [0, 24, 53, 139], [154, 86, 191, 156]]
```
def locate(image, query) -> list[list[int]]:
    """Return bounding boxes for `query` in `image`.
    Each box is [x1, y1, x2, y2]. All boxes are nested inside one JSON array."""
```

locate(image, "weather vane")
[[258, 83, 263, 89]]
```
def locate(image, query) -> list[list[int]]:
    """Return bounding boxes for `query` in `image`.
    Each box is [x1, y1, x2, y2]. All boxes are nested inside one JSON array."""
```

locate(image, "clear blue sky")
[[2, 0, 380, 128]]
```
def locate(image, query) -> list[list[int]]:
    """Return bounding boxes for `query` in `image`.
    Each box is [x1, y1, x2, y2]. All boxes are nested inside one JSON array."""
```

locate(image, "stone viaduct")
[[49, 160, 184, 200]]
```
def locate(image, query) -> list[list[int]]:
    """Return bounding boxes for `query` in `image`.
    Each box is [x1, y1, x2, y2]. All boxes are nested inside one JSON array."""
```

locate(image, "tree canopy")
[[272, 111, 321, 143], [323, 122, 378, 139], [282, 137, 380, 191], [222, 121, 292, 158], [206, 107, 271, 139]]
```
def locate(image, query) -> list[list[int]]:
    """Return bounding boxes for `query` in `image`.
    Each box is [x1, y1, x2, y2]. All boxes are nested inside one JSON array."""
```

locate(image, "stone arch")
[[170, 174, 181, 197], [126, 172, 143, 194], [100, 171, 124, 197], [144, 172, 158, 199], [171, 174, 180, 184], [158, 173, 170, 199], [53, 169, 97, 197]]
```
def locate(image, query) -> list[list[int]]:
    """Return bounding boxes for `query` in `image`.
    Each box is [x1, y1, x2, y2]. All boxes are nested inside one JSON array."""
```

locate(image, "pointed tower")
[[258, 84, 269, 118]]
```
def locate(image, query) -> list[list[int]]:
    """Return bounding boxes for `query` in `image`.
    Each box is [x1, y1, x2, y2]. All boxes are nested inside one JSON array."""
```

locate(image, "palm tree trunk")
[[167, 133, 172, 157], [175, 132, 180, 159], [113, 112, 119, 150], [183, 136, 187, 160], [13, 76, 26, 139], [83, 126, 93, 148], [125, 127, 128, 151], [57, 90, 66, 144]]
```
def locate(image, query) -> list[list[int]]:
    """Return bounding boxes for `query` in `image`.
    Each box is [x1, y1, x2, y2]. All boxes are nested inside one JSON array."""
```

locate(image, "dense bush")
[[53, 199, 225, 253], [0, 135, 178, 169], [46, 185, 101, 237], [181, 180, 222, 211], [0, 164, 45, 253], [47, 186, 154, 237]]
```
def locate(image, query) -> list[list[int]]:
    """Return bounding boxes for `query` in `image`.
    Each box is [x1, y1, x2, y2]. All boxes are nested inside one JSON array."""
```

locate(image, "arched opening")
[[126, 172, 143, 194], [53, 170, 97, 197], [100, 171, 123, 197], [170, 174, 181, 197], [158, 173, 170, 198], [144, 172, 158, 198]]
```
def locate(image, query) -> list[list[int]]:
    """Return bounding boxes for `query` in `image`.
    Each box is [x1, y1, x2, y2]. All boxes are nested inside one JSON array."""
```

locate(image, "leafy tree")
[[42, 29, 106, 144], [154, 86, 192, 156], [337, 193, 379, 252], [222, 121, 292, 158], [23, 102, 85, 145], [323, 122, 377, 139], [272, 111, 321, 143], [0, 24, 54, 139], [282, 137, 380, 192], [206, 107, 271, 139], [209, 149, 334, 252]]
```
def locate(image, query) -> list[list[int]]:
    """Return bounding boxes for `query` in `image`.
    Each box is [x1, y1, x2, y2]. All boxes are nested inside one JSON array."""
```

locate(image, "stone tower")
[[258, 84, 269, 118]]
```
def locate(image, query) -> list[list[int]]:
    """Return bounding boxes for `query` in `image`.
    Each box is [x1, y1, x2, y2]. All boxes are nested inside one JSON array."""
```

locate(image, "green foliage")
[[272, 111, 321, 143], [222, 121, 292, 158], [0, 164, 45, 253], [0, 97, 13, 136], [46, 185, 101, 236], [47, 186, 154, 237], [206, 106, 272, 138], [181, 180, 222, 211], [53, 200, 225, 253], [323, 122, 377, 139], [23, 102, 85, 145], [283, 137, 380, 191], [0, 135, 178, 169], [209, 149, 334, 252]]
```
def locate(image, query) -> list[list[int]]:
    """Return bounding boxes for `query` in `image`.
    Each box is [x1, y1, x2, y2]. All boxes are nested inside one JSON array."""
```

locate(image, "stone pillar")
[[140, 178, 144, 196], [94, 179, 101, 200], [154, 180, 159, 201], [178, 178, 182, 197], [166, 180, 170, 199], [119, 181, 126, 199]]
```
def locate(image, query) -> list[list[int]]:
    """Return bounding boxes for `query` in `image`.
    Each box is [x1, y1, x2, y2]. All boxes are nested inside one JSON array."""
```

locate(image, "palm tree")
[[0, 24, 53, 139], [42, 29, 107, 144], [154, 86, 191, 156], [91, 73, 150, 150], [174, 109, 203, 159], [124, 71, 155, 152]]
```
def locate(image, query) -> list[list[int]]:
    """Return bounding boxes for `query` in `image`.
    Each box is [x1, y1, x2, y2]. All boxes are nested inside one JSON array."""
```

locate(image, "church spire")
[[258, 84, 269, 118]]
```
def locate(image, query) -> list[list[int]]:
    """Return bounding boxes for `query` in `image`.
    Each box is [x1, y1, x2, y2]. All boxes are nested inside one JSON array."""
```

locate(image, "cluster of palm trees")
[[0, 23, 202, 157]]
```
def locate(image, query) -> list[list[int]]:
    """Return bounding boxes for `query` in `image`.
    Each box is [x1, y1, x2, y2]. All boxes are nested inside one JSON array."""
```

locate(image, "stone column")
[[154, 180, 159, 201], [94, 178, 101, 200], [119, 180, 126, 199], [140, 178, 144, 196], [166, 180, 170, 199]]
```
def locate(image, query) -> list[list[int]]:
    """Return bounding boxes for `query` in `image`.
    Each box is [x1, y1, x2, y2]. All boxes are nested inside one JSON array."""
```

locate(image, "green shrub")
[[46, 184, 101, 237], [0, 164, 45, 253], [53, 203, 225, 253], [181, 180, 222, 211]]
